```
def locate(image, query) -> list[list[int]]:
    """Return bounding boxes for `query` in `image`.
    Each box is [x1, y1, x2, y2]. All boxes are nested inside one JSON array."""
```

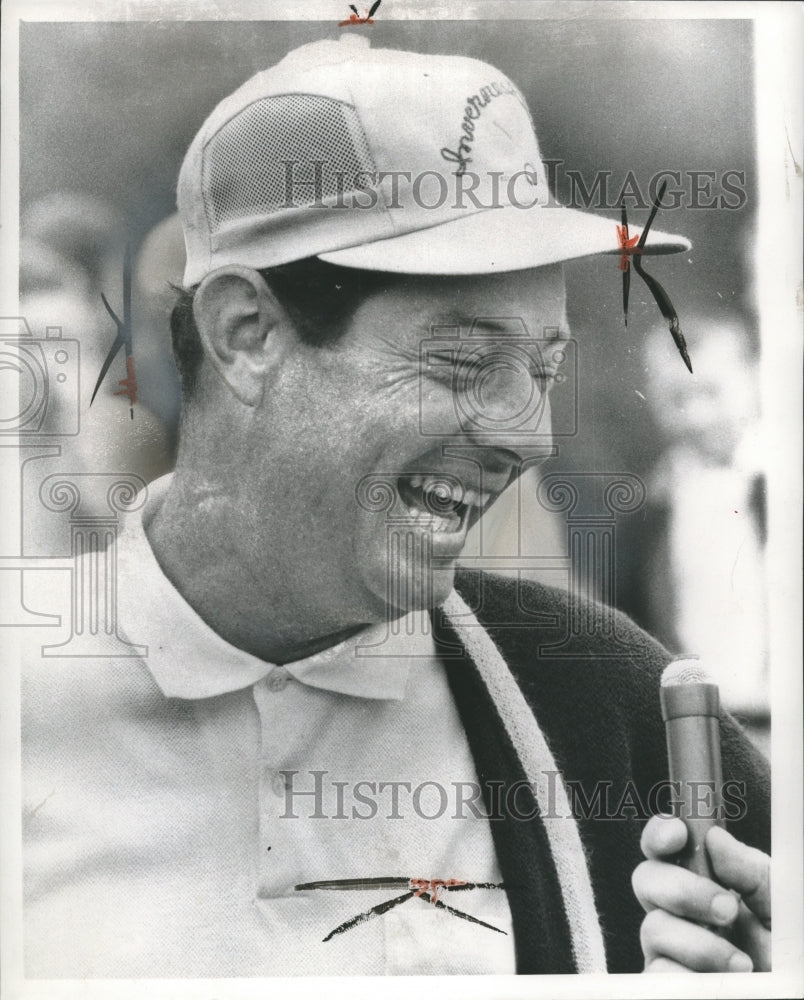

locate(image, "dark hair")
[[170, 256, 391, 398]]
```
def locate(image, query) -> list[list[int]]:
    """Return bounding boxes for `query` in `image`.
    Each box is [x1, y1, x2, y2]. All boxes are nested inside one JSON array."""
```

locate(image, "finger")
[[632, 859, 740, 926], [644, 955, 694, 974], [734, 899, 772, 971], [640, 814, 688, 860], [706, 826, 771, 926], [641, 909, 754, 972]]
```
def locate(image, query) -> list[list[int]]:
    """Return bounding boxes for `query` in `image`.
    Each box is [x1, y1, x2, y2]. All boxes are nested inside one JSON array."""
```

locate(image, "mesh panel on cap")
[[203, 94, 376, 229]]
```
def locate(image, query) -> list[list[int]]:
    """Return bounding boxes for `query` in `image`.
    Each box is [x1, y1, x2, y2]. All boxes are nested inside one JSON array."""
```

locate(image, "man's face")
[[644, 327, 756, 466], [238, 265, 568, 629]]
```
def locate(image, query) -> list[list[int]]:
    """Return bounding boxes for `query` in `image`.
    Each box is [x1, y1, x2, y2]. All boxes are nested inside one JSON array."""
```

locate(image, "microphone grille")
[[661, 656, 711, 687]]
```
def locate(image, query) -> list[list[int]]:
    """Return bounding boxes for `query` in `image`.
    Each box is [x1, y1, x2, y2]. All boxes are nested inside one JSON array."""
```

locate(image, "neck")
[[145, 466, 368, 664]]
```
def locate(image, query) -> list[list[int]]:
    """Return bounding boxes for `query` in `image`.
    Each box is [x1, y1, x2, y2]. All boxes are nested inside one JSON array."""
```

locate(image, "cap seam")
[[340, 69, 393, 231]]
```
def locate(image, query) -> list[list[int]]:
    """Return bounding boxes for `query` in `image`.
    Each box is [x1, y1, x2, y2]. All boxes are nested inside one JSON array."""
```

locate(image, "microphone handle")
[[664, 711, 725, 879]]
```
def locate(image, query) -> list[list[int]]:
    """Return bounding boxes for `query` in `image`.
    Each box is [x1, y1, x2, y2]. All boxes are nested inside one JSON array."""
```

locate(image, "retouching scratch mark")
[[729, 534, 750, 596], [785, 124, 802, 178], [494, 120, 513, 142], [783, 123, 802, 201], [26, 788, 56, 819]]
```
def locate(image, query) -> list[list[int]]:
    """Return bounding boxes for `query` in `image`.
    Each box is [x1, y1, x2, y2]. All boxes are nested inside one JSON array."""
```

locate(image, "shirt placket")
[[252, 666, 300, 899]]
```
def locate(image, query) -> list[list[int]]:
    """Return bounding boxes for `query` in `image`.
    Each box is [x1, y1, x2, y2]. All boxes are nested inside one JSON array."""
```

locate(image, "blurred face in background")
[[643, 322, 758, 467]]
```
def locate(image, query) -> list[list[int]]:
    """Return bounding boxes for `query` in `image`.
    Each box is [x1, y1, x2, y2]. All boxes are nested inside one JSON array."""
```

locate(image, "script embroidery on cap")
[[440, 80, 519, 176]]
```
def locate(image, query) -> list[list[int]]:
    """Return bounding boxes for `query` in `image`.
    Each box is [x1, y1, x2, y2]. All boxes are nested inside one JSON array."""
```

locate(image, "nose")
[[460, 387, 556, 465]]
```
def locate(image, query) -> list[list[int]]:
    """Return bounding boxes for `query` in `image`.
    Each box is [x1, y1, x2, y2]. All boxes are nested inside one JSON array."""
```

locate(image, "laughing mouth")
[[396, 473, 499, 534]]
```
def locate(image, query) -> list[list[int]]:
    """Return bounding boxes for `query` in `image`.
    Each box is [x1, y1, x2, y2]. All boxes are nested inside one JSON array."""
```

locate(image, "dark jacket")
[[433, 570, 771, 974]]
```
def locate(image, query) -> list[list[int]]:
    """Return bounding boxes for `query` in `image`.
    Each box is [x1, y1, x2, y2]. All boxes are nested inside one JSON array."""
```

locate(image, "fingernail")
[[710, 893, 738, 924], [728, 952, 753, 973]]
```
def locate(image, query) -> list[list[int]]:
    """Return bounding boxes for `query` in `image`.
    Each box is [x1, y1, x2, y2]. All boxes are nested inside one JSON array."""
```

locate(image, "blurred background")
[[17, 17, 767, 748]]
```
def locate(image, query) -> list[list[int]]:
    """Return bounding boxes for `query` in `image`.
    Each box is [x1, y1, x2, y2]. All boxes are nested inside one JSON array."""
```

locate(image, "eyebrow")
[[469, 318, 509, 332], [438, 315, 563, 334], [478, 317, 571, 344]]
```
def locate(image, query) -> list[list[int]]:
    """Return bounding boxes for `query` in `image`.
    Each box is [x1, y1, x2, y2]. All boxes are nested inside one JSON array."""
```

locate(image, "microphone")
[[660, 657, 725, 879]]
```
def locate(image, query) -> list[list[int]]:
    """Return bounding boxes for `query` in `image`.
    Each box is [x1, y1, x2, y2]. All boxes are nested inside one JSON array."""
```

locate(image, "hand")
[[632, 815, 771, 973]]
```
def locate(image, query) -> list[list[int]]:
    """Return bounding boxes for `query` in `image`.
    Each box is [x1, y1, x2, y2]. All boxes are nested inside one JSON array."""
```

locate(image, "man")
[[22, 36, 770, 977]]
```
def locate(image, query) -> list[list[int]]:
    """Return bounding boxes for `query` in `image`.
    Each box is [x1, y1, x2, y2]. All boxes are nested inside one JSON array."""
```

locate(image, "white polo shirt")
[[22, 475, 516, 977]]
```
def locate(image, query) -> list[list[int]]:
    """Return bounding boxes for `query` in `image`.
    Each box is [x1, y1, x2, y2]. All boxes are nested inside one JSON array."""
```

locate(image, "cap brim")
[[318, 204, 690, 275]]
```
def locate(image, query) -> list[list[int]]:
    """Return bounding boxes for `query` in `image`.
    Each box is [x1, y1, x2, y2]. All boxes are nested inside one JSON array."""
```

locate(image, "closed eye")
[[529, 365, 558, 387]]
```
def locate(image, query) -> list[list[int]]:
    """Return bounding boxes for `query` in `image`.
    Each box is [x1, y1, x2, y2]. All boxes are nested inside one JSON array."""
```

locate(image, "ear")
[[192, 266, 285, 407]]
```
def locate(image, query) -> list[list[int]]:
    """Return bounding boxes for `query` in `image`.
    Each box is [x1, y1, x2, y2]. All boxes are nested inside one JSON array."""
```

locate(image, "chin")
[[361, 557, 458, 618]]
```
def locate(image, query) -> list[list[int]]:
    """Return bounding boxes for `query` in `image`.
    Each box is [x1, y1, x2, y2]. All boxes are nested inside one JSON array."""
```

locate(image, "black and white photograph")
[[0, 1, 801, 997]]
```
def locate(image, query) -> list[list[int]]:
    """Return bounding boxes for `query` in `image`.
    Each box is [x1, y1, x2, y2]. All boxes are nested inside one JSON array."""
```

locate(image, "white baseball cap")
[[178, 35, 690, 286]]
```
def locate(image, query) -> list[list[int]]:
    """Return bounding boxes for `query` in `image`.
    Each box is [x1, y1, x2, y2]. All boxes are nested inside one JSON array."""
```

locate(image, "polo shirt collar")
[[117, 475, 426, 702]]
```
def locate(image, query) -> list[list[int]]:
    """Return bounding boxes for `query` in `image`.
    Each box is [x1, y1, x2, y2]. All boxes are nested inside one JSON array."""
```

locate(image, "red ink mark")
[[409, 877, 467, 904], [113, 354, 137, 415], [618, 182, 692, 372], [339, 0, 380, 26], [338, 14, 372, 25], [295, 875, 506, 939], [616, 223, 642, 271]]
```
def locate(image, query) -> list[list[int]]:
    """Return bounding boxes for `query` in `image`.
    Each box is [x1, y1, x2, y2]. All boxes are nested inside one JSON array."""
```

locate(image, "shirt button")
[[267, 666, 290, 692], [262, 766, 287, 798]]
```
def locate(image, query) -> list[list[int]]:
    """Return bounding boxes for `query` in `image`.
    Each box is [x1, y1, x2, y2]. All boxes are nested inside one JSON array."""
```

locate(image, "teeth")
[[405, 474, 495, 510], [408, 474, 461, 503], [423, 487, 461, 508], [404, 506, 460, 533], [462, 487, 494, 509]]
